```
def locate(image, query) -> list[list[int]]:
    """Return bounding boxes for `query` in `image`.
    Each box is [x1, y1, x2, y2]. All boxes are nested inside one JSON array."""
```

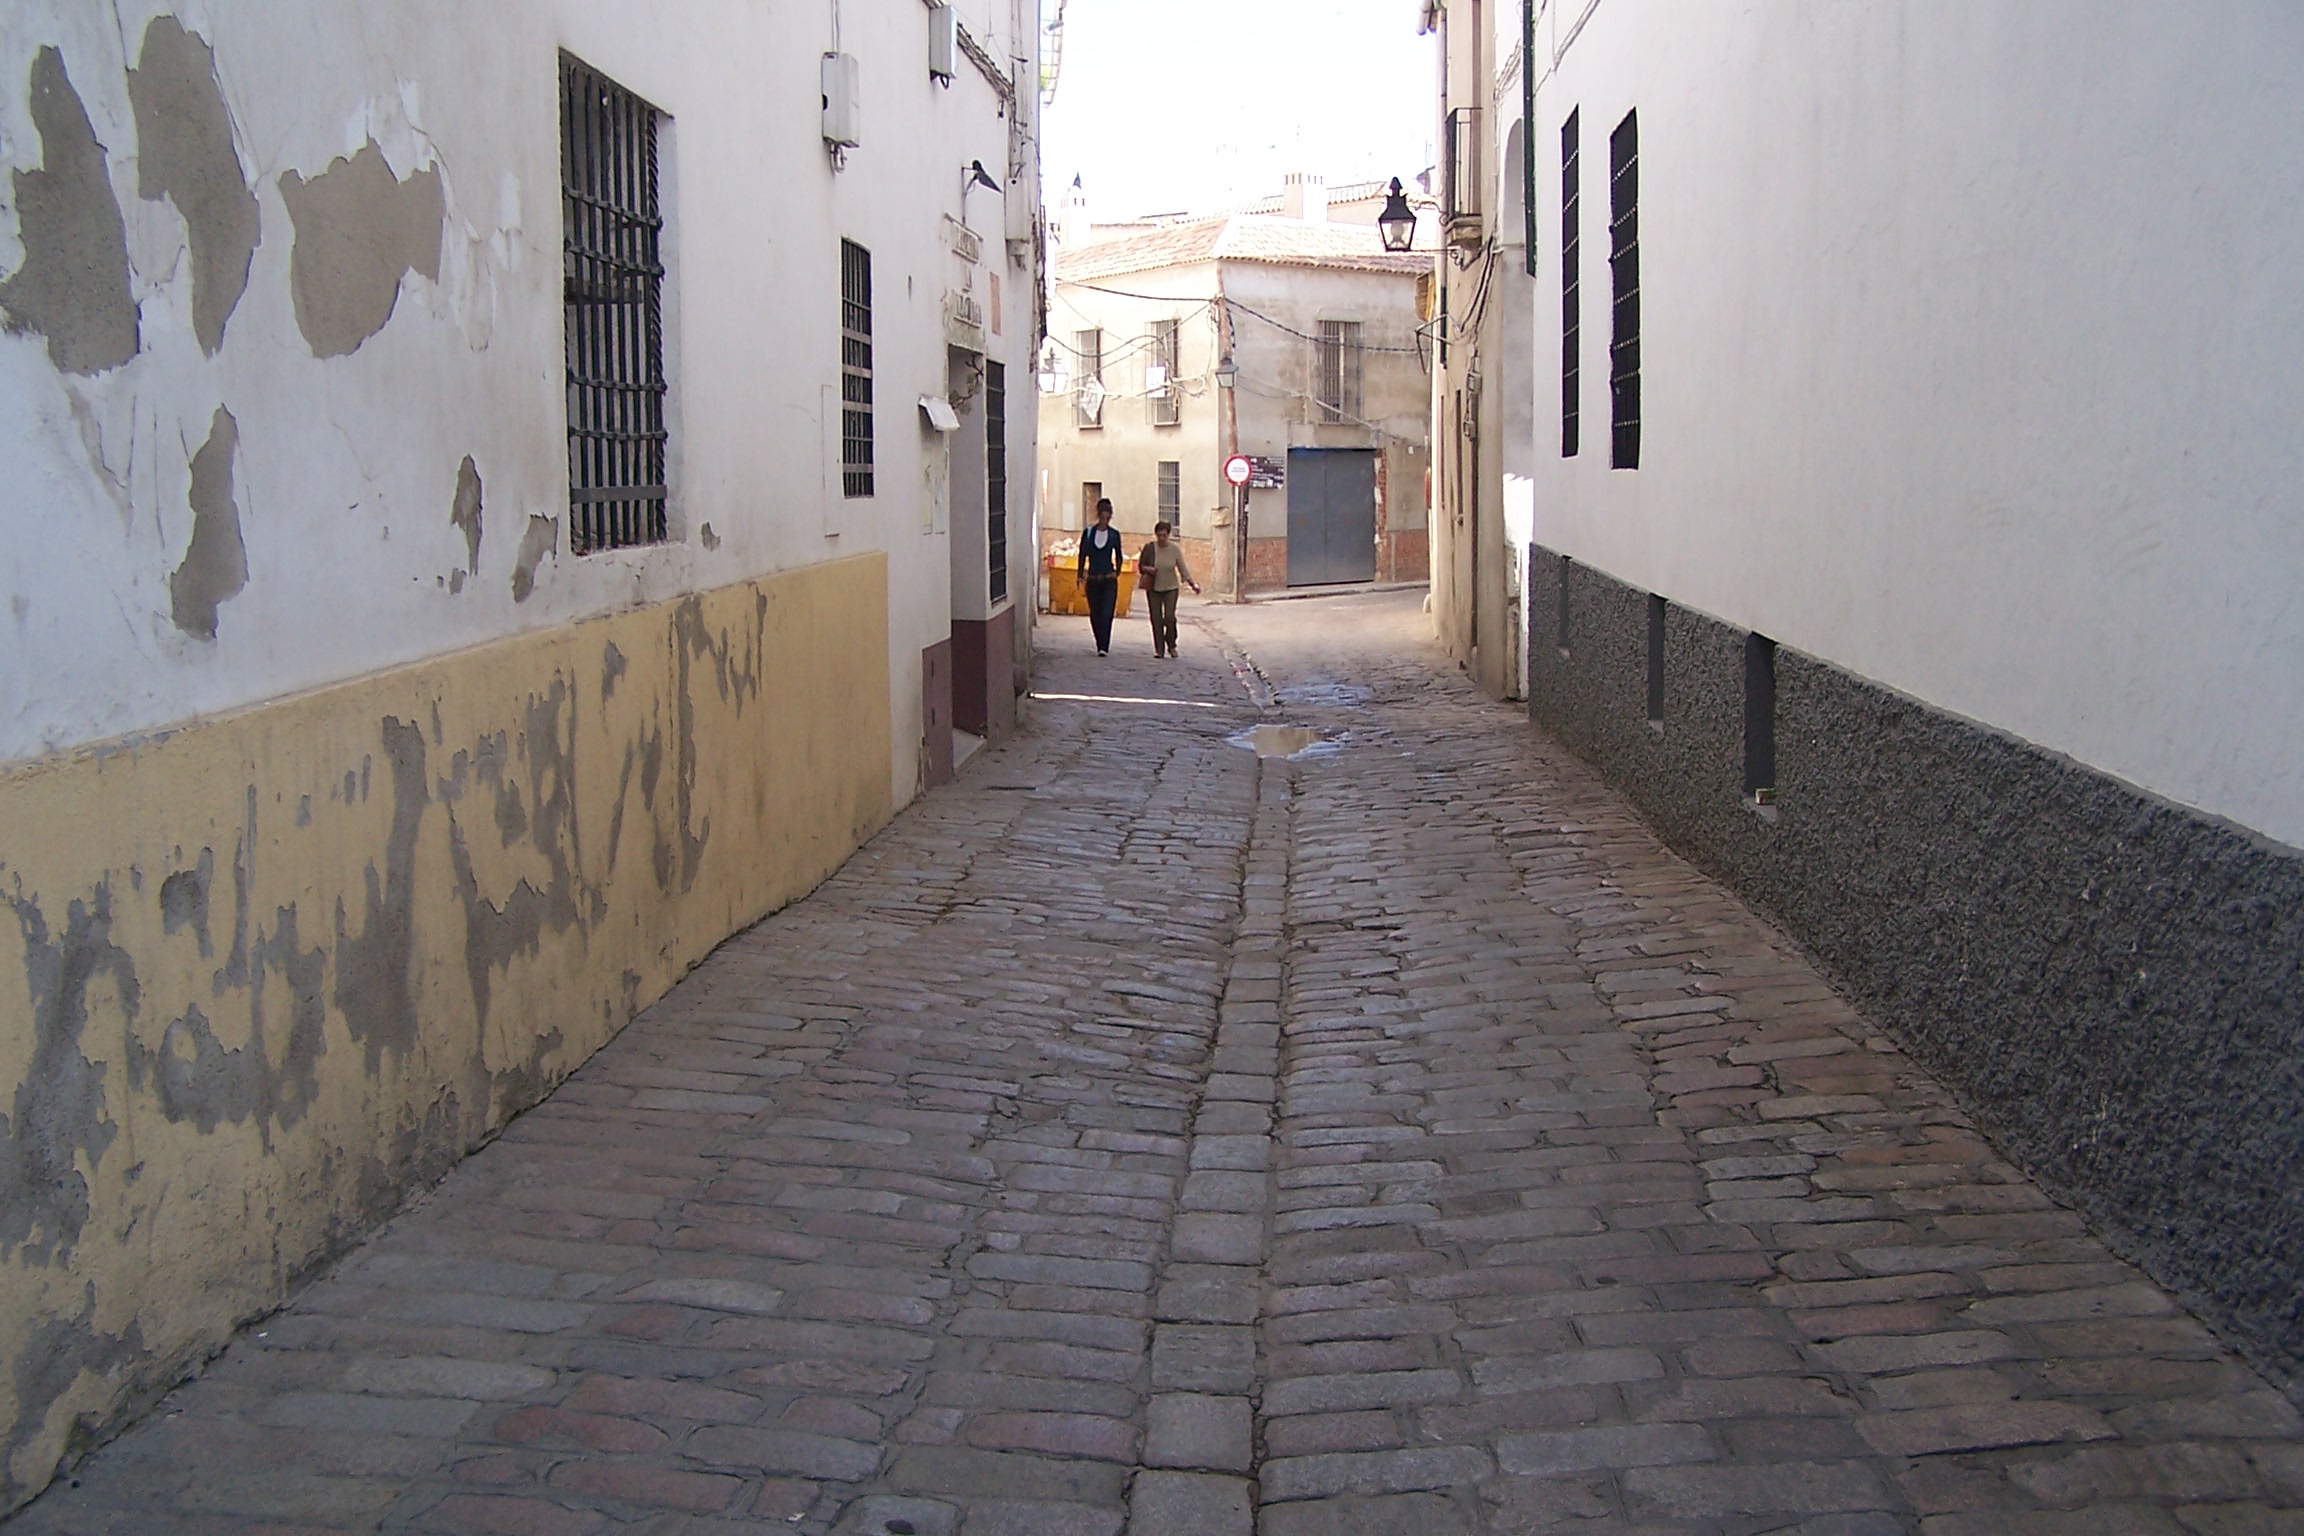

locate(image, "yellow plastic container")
[[1045, 556, 1137, 618]]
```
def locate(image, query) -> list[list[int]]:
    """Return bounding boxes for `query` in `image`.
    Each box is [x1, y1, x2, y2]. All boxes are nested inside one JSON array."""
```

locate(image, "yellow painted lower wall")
[[0, 554, 893, 1509]]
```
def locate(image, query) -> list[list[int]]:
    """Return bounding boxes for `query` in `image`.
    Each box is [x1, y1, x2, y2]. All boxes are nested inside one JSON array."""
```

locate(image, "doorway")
[[1285, 448, 1378, 587]]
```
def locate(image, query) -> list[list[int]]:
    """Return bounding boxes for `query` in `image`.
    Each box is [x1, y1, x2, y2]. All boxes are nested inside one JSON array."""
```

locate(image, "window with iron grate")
[[1315, 320, 1363, 425], [988, 362, 1008, 604], [1157, 460, 1180, 525], [1076, 327, 1104, 428], [1149, 318, 1181, 426], [561, 55, 668, 553], [1560, 107, 1581, 458], [1608, 109, 1639, 470], [840, 240, 874, 497]]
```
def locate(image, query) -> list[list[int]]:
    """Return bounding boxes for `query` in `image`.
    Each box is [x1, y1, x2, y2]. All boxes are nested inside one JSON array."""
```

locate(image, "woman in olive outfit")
[[1076, 499, 1124, 656], [1138, 520, 1201, 658]]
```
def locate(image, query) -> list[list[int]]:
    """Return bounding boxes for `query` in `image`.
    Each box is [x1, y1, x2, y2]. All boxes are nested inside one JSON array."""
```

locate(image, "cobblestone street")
[[12, 588, 2301, 1536]]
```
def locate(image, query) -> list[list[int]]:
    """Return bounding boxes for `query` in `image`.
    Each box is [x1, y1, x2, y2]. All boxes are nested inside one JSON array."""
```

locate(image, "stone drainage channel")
[[1126, 745, 1292, 1535], [1134, 617, 1349, 1533]]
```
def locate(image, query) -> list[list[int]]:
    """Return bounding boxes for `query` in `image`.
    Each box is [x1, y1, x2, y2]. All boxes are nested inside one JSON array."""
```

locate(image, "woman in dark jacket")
[[1077, 498, 1124, 656]]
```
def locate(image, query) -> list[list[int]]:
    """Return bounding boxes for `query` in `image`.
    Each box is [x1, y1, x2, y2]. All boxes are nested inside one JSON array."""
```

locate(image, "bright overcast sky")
[[1040, 0, 1437, 219]]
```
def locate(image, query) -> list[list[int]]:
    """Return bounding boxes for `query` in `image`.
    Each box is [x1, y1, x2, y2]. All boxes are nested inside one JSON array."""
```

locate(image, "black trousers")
[[1084, 576, 1118, 652], [1147, 587, 1180, 653]]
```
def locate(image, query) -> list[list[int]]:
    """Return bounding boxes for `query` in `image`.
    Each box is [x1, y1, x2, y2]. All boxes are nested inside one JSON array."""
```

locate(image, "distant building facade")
[[1039, 177, 1432, 597], [1432, 0, 2304, 1385], [0, 0, 1039, 1509]]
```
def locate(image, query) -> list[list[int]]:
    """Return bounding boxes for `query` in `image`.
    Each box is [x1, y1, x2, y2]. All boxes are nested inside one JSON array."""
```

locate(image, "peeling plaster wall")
[[0, 0, 1038, 1510], [0, 47, 138, 373], [0, 0, 1041, 815], [126, 16, 257, 357], [0, 554, 892, 1506]]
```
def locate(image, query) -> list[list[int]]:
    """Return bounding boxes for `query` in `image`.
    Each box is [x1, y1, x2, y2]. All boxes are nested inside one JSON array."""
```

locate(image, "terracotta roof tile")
[[1055, 218, 1225, 282]]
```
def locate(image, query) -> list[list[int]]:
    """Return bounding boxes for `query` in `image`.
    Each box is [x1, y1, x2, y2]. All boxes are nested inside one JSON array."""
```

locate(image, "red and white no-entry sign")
[[1224, 454, 1254, 487]]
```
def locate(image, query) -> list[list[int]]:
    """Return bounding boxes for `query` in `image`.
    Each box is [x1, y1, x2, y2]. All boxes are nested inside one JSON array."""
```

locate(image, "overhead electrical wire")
[[1221, 296, 1429, 358], [1230, 373, 1423, 447]]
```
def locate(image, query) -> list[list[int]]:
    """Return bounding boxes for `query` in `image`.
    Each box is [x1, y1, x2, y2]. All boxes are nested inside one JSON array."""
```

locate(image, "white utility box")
[[821, 53, 861, 148], [928, 5, 957, 83]]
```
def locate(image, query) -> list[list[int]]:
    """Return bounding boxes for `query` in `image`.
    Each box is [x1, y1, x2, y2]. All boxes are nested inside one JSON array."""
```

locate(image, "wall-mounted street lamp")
[[1378, 177, 1416, 253], [960, 159, 1004, 246]]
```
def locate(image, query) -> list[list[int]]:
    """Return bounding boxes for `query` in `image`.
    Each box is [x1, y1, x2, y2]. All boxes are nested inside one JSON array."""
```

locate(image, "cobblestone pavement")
[[12, 589, 2301, 1536]]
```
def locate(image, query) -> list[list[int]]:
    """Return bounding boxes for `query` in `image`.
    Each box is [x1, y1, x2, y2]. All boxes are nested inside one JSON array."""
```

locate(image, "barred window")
[[1075, 327, 1104, 428], [840, 240, 874, 496], [561, 55, 667, 553], [987, 361, 1008, 604], [1560, 107, 1581, 458], [1148, 318, 1181, 426], [1609, 109, 1639, 470], [1315, 320, 1363, 425], [1157, 460, 1180, 524]]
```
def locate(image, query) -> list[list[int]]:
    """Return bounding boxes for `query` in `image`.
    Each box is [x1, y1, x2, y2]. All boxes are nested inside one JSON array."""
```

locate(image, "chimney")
[[1281, 171, 1327, 223], [1059, 175, 1091, 247]]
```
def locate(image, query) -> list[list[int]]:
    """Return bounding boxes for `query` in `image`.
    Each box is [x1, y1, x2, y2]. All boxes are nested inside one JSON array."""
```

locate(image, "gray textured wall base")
[[1526, 544, 2304, 1390]]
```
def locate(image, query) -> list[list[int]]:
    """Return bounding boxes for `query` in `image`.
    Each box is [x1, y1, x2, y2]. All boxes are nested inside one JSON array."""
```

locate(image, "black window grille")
[[1315, 320, 1363, 424], [1157, 460, 1180, 524], [1560, 108, 1581, 458], [841, 240, 874, 497], [1608, 109, 1639, 469], [987, 361, 1008, 603], [561, 55, 667, 554], [1149, 319, 1181, 426]]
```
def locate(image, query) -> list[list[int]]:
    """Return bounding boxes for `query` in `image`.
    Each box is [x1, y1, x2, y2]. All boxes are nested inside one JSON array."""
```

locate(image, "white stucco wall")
[[0, 0, 1039, 805], [1522, 0, 2304, 848]]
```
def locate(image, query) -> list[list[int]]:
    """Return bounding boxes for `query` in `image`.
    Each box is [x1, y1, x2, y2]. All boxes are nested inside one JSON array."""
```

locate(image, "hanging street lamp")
[[1378, 177, 1416, 253]]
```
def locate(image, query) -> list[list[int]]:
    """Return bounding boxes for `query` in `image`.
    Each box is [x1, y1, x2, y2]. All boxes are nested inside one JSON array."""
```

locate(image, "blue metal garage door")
[[1284, 448, 1378, 587]]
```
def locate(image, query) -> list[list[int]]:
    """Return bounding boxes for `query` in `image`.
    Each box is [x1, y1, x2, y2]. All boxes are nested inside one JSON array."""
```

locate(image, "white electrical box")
[[928, 5, 957, 82], [821, 53, 861, 148]]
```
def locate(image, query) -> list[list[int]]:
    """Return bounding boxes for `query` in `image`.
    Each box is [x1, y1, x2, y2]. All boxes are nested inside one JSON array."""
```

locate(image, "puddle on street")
[[1229, 723, 1328, 759]]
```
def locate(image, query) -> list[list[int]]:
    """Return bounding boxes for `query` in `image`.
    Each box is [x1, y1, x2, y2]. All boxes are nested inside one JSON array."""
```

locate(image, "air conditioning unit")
[[928, 5, 958, 83], [822, 53, 861, 149]]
